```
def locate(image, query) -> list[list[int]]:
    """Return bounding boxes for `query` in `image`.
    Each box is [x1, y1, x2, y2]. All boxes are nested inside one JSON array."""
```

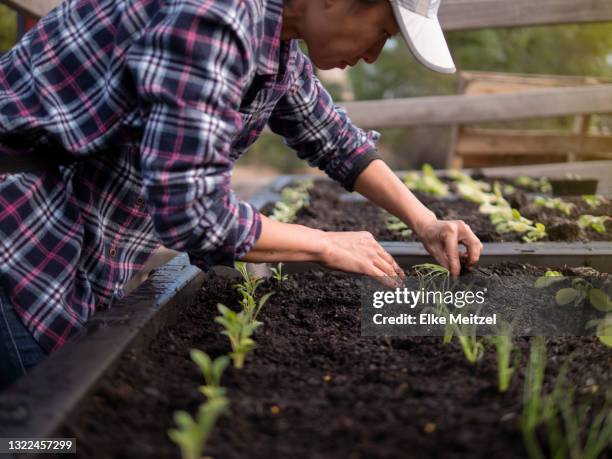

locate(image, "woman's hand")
[[242, 216, 403, 287], [319, 231, 405, 287], [415, 219, 483, 277]]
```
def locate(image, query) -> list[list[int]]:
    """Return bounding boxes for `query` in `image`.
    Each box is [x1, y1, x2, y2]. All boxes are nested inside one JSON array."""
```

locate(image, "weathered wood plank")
[[342, 85, 612, 128], [456, 128, 612, 155], [440, 0, 612, 30], [5, 0, 612, 27]]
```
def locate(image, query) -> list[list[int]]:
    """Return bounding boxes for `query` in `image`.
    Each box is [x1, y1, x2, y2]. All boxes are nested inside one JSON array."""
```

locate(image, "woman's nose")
[[362, 37, 387, 64]]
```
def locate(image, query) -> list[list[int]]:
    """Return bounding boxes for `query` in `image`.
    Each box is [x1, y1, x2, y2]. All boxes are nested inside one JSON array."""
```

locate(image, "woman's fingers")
[[458, 224, 483, 270], [376, 245, 405, 279]]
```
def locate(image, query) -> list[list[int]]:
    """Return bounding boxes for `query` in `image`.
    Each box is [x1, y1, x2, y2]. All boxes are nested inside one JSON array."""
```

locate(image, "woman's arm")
[[241, 215, 405, 285], [353, 160, 483, 277]]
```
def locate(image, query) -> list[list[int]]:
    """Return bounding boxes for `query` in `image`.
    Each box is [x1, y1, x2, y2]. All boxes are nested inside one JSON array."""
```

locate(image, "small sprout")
[[403, 164, 449, 197], [385, 214, 413, 237], [486, 322, 519, 393], [515, 176, 551, 193], [169, 350, 230, 459], [190, 350, 229, 400], [456, 333, 485, 364], [270, 180, 313, 223], [270, 262, 288, 283], [582, 195, 607, 210], [520, 337, 547, 459], [234, 261, 263, 298], [423, 422, 437, 434], [492, 209, 547, 242], [233, 262, 273, 323], [553, 278, 610, 312], [578, 215, 611, 234], [215, 304, 261, 369], [520, 343, 612, 459], [448, 170, 491, 192], [168, 397, 229, 459], [533, 197, 575, 217], [534, 270, 564, 289]]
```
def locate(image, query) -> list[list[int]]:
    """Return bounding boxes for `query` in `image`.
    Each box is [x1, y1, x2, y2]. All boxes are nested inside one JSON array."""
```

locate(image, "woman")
[[0, 0, 482, 390]]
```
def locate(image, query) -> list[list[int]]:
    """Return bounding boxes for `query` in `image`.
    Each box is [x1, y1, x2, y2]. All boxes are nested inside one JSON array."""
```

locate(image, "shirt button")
[[109, 247, 117, 258], [135, 197, 144, 208]]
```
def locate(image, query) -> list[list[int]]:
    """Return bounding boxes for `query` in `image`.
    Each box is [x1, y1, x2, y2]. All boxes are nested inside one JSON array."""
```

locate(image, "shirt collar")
[[257, 0, 285, 75]]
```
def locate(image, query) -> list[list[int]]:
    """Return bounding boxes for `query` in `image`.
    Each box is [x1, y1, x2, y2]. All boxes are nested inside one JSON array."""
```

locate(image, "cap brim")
[[391, 2, 456, 74]]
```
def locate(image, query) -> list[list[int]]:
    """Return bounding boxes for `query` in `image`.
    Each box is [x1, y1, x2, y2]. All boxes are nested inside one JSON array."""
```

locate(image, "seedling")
[[520, 341, 612, 459], [168, 397, 229, 459], [190, 350, 230, 400], [520, 337, 548, 459], [448, 170, 491, 192], [270, 180, 313, 223], [413, 263, 450, 291], [553, 278, 610, 312], [234, 261, 263, 298], [533, 197, 575, 217], [581, 195, 607, 210], [385, 214, 413, 237], [215, 304, 261, 369], [492, 209, 547, 242], [587, 314, 612, 347], [270, 262, 288, 283], [533, 270, 564, 289], [486, 322, 519, 392], [577, 215, 611, 234], [516, 175, 552, 193], [168, 350, 230, 459], [456, 331, 485, 364], [403, 164, 449, 197]]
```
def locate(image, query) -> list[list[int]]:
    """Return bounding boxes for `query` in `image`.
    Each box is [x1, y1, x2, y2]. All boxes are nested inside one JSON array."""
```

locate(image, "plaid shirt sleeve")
[[126, 1, 261, 269], [268, 50, 382, 192]]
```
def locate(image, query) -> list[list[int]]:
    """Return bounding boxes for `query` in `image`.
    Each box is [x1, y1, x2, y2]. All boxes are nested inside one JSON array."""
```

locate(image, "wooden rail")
[[341, 84, 612, 128], [4, 0, 612, 27], [440, 0, 612, 30], [456, 128, 612, 157]]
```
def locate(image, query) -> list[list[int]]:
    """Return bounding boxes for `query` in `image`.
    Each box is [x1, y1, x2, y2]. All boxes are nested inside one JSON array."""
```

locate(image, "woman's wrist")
[[409, 209, 438, 240]]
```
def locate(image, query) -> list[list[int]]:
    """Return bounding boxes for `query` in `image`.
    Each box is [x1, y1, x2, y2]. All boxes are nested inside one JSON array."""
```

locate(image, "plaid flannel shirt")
[[0, 0, 381, 353]]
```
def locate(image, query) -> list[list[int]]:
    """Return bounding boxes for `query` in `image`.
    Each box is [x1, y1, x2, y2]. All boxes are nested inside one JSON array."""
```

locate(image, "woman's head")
[[283, 0, 400, 70], [283, 0, 456, 73]]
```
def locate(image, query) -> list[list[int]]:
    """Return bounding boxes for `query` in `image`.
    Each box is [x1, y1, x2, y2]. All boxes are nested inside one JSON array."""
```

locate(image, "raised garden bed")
[[260, 177, 612, 244], [52, 263, 611, 458], [2, 164, 610, 459]]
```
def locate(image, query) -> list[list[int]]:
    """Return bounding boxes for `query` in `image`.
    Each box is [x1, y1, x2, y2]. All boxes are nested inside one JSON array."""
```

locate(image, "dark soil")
[[264, 180, 612, 243], [59, 263, 612, 459]]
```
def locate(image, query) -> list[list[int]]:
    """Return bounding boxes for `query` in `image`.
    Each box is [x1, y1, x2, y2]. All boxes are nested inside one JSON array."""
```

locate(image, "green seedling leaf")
[[596, 317, 612, 347], [589, 289, 611, 312], [534, 271, 564, 288], [555, 288, 580, 305]]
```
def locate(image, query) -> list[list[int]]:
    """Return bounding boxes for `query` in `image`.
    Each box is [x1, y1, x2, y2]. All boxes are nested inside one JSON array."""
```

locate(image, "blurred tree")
[[247, 24, 612, 172], [0, 5, 17, 52]]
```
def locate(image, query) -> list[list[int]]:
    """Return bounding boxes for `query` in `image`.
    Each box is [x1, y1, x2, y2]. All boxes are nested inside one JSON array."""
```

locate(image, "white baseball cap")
[[389, 0, 456, 74]]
